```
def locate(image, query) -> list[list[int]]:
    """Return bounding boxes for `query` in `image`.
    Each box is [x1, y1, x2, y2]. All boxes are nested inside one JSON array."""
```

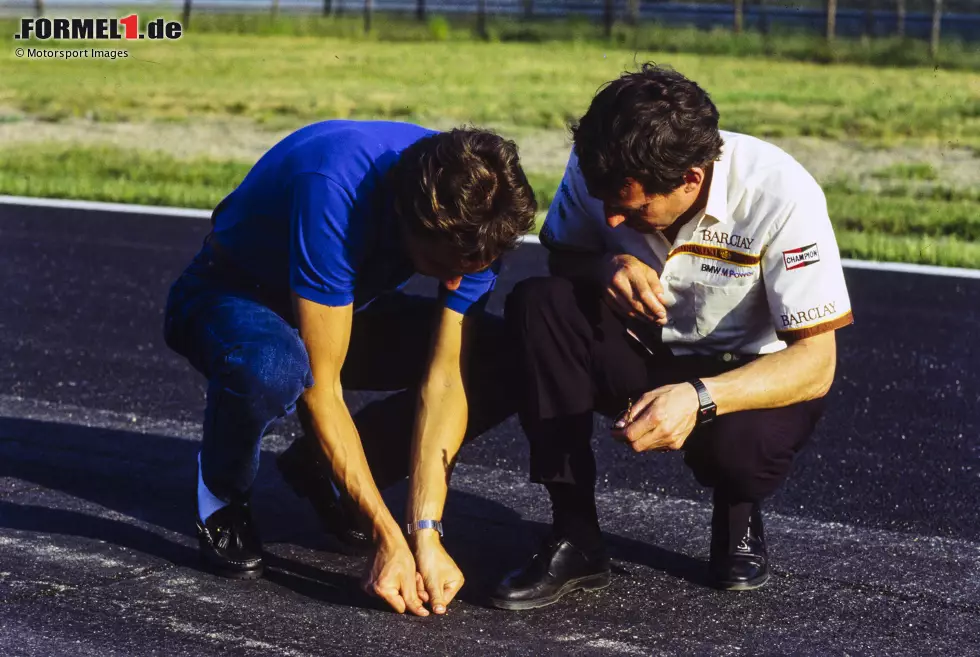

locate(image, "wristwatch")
[[406, 519, 444, 537], [689, 379, 717, 426]]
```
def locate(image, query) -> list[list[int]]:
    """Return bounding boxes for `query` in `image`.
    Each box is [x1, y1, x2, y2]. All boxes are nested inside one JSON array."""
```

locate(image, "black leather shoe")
[[277, 436, 373, 554], [709, 505, 769, 591], [490, 538, 610, 610], [196, 500, 264, 580]]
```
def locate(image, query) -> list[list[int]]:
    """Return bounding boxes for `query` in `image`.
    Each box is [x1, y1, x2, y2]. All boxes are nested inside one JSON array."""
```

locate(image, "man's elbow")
[[811, 336, 838, 400], [813, 365, 835, 399], [792, 331, 837, 400]]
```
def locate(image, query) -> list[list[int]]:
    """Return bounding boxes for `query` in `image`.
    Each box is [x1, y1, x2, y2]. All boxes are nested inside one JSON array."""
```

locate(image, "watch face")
[[699, 403, 717, 422]]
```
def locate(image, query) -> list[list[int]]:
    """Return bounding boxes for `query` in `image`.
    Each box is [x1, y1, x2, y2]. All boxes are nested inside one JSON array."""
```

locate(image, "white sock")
[[197, 452, 229, 524]]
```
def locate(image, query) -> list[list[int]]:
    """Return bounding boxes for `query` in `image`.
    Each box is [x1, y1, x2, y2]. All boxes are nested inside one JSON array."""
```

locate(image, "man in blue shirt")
[[163, 120, 537, 617]]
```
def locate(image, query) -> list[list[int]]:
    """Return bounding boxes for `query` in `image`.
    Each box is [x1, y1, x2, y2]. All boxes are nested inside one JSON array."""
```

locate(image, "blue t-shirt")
[[210, 119, 498, 315]]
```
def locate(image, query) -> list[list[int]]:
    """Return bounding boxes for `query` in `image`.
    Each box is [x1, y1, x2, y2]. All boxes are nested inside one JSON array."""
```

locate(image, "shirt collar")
[[702, 141, 731, 225]]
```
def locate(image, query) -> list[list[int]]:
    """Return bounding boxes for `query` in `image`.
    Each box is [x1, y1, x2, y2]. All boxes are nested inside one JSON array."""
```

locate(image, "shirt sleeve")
[[762, 185, 854, 341], [538, 151, 606, 254], [440, 259, 501, 315], [289, 172, 360, 307]]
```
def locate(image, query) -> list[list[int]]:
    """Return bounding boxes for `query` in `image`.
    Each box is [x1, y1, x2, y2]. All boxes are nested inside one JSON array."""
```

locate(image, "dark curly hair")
[[571, 63, 724, 200], [389, 128, 538, 268]]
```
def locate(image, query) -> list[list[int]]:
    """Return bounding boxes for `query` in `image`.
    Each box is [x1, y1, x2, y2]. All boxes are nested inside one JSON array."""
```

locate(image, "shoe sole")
[[711, 571, 770, 591], [201, 557, 265, 581], [489, 572, 611, 611]]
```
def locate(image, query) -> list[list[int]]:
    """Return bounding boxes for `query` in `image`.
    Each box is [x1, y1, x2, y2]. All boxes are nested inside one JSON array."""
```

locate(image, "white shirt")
[[540, 130, 854, 356]]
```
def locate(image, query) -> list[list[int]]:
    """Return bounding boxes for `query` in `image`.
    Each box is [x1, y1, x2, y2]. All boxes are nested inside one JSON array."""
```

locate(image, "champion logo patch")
[[783, 243, 820, 270]]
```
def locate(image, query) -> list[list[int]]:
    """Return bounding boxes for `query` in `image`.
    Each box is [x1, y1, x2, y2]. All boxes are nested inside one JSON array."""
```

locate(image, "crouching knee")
[[216, 333, 313, 417], [505, 276, 578, 334], [686, 432, 795, 503]]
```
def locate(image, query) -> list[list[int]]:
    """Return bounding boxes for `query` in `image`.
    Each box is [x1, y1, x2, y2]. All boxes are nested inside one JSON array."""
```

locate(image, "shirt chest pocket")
[[694, 279, 765, 342]]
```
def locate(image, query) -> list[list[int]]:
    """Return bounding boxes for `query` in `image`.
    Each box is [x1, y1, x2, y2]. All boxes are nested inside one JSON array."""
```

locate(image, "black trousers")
[[503, 276, 826, 507]]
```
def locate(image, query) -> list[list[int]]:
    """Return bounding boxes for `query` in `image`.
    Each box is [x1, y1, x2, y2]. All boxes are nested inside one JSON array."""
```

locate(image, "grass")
[[871, 163, 939, 181], [3, 144, 978, 268], [1, 24, 977, 267], [831, 232, 980, 269], [0, 145, 251, 208], [2, 31, 979, 147], [826, 186, 980, 242], [41, 12, 979, 71]]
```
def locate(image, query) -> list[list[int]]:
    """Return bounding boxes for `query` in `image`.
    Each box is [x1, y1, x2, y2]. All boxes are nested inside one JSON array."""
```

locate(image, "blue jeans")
[[163, 238, 515, 502]]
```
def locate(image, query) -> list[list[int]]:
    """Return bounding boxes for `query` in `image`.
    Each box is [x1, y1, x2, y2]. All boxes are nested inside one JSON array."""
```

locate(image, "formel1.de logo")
[[14, 15, 183, 41]]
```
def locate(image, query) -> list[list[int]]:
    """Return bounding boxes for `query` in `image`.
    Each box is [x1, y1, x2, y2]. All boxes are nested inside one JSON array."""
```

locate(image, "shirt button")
[[722, 352, 733, 362]]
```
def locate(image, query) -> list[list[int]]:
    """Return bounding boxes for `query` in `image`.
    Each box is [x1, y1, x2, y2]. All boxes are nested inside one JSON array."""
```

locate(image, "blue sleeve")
[[289, 172, 360, 307], [440, 260, 501, 315]]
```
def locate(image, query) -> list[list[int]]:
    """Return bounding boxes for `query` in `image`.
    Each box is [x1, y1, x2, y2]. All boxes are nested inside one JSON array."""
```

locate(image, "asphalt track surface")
[[1, 202, 978, 657]]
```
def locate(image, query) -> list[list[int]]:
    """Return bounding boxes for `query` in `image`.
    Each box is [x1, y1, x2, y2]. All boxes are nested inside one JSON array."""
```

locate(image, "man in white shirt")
[[491, 64, 854, 609]]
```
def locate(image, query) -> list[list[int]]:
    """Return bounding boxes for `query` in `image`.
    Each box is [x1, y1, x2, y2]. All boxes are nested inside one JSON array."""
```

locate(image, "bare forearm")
[[406, 375, 468, 533], [304, 389, 403, 546], [702, 335, 836, 415]]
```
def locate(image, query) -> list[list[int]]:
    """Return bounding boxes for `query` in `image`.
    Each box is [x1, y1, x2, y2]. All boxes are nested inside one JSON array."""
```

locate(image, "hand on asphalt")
[[413, 538, 465, 615], [363, 538, 429, 617]]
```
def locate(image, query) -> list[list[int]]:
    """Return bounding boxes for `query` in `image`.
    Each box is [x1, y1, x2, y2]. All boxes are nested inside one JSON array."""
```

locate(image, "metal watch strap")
[[406, 519, 444, 537], [690, 378, 717, 425]]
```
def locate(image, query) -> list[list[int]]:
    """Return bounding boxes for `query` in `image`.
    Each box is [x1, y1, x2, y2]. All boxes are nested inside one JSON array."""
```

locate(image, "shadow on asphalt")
[[0, 416, 708, 611]]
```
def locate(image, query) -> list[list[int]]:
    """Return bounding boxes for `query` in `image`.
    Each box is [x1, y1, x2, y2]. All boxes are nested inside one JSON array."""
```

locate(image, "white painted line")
[[3, 195, 979, 279], [0, 195, 212, 219]]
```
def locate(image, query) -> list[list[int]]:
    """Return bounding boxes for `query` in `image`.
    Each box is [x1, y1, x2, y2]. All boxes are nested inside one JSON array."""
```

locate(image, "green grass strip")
[[870, 163, 939, 181], [836, 231, 980, 269], [824, 188, 980, 242], [0, 146, 251, 209]]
